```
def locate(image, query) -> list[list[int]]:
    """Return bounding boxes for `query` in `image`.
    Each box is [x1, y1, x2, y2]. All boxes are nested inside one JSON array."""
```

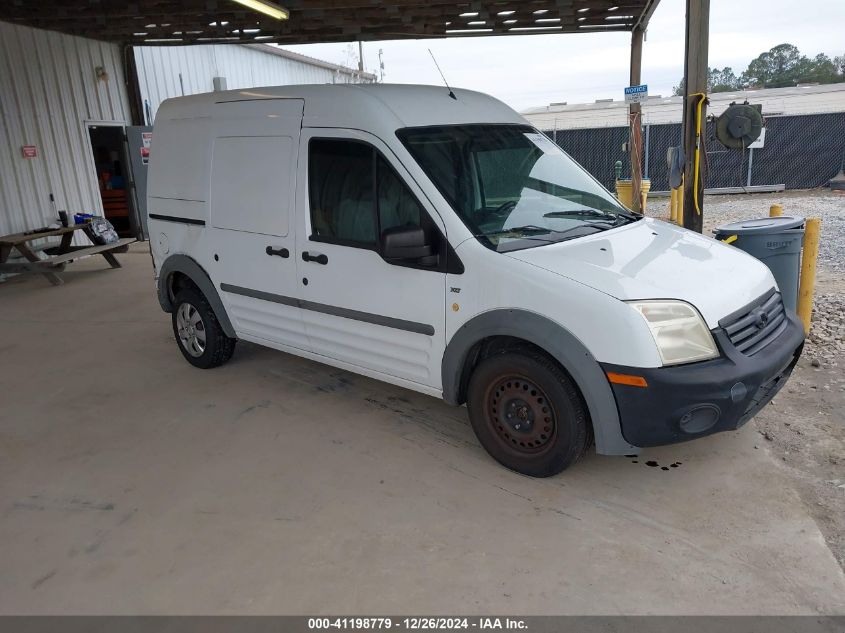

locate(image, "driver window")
[[376, 155, 423, 234]]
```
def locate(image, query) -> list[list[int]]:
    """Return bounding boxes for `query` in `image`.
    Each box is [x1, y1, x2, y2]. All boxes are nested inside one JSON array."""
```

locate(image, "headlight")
[[628, 300, 719, 366]]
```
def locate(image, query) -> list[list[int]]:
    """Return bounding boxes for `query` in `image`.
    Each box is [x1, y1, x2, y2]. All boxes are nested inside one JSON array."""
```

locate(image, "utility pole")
[[358, 41, 364, 73], [629, 26, 645, 214], [681, 0, 710, 232]]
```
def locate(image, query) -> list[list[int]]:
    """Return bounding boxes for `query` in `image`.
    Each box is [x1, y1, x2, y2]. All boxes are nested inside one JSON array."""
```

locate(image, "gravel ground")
[[662, 189, 845, 570], [701, 189, 845, 273]]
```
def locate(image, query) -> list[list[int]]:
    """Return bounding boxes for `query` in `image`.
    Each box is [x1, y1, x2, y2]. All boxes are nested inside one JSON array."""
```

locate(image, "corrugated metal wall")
[[134, 44, 366, 123], [0, 21, 132, 237]]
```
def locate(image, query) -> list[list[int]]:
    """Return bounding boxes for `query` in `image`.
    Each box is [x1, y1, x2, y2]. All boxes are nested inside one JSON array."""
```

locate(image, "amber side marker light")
[[606, 372, 649, 388]]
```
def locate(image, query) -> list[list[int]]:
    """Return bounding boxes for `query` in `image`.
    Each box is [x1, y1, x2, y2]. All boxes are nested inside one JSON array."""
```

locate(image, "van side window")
[[307, 137, 462, 273], [377, 155, 423, 233], [309, 139, 376, 246]]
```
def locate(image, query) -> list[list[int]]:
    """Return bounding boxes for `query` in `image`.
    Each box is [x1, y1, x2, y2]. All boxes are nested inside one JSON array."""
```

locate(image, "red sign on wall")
[[21, 145, 37, 159]]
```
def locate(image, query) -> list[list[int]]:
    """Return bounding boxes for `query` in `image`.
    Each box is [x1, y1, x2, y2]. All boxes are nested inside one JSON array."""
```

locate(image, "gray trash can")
[[713, 216, 805, 312]]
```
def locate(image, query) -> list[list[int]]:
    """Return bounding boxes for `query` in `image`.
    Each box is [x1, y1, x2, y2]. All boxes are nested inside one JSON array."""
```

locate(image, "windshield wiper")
[[543, 209, 639, 225], [476, 225, 557, 242], [543, 209, 615, 220], [547, 222, 619, 240]]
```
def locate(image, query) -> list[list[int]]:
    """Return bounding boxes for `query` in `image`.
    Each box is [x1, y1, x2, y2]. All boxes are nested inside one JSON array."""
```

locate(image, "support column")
[[681, 0, 710, 232], [629, 26, 644, 214]]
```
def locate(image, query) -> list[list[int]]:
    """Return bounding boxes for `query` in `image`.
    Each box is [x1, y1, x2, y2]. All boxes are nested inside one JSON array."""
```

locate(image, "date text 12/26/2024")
[[308, 618, 527, 630]]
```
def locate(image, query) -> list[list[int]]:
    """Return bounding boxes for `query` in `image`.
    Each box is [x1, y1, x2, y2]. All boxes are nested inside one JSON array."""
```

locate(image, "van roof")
[[155, 83, 526, 132]]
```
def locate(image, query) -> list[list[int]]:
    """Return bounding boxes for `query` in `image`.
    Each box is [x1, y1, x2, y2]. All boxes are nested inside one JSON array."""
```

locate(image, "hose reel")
[[715, 102, 763, 149]]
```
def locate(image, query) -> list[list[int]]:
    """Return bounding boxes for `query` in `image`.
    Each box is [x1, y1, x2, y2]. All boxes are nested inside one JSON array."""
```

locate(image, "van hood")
[[505, 218, 775, 327]]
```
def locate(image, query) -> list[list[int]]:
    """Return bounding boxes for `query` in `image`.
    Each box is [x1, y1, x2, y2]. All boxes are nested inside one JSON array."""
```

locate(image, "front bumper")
[[601, 309, 805, 448]]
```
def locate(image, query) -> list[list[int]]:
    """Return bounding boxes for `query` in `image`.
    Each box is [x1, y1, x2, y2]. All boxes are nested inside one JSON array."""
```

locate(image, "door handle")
[[266, 246, 289, 258], [302, 251, 328, 265]]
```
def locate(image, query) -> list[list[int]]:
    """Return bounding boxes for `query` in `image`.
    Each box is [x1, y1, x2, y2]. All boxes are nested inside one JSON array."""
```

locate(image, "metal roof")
[[1, 0, 660, 46], [522, 82, 845, 129]]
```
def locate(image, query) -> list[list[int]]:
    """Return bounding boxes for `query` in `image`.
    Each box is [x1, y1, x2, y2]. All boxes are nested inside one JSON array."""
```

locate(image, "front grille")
[[721, 291, 788, 356]]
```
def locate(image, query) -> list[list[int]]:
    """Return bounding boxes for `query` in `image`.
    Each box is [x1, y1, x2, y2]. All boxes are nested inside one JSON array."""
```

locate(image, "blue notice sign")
[[624, 84, 648, 103]]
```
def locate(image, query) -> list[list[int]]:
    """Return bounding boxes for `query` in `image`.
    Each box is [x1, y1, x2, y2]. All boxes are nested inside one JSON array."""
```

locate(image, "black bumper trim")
[[602, 309, 805, 448]]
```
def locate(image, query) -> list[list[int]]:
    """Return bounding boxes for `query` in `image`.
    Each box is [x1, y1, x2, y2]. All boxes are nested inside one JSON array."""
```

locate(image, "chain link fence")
[[543, 112, 845, 193]]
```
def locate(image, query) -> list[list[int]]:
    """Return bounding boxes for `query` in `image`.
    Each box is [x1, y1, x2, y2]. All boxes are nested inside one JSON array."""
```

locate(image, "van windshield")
[[397, 124, 640, 252]]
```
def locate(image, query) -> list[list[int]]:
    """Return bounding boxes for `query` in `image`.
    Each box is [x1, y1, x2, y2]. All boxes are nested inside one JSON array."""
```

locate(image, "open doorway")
[[87, 123, 136, 238]]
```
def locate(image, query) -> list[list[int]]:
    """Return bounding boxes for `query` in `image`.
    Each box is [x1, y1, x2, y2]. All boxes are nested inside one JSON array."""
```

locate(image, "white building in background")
[[134, 44, 374, 124], [0, 20, 375, 239], [521, 82, 845, 130]]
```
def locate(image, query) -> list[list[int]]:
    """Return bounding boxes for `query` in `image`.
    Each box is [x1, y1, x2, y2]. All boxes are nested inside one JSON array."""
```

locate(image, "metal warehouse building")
[[0, 20, 374, 242], [521, 83, 845, 194], [521, 82, 845, 129]]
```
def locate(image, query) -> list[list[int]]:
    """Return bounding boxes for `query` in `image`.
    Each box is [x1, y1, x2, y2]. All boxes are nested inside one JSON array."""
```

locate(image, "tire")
[[171, 287, 236, 369], [466, 350, 591, 477]]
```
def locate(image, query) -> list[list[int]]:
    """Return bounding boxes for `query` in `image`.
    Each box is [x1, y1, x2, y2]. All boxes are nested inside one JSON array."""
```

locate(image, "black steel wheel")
[[467, 350, 590, 477]]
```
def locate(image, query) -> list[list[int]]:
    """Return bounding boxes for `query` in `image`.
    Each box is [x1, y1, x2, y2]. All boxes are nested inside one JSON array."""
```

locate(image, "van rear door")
[[207, 98, 308, 351]]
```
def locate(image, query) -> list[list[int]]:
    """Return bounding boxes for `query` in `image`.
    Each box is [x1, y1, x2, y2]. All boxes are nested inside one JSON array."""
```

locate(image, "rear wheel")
[[467, 350, 590, 477], [172, 287, 236, 369]]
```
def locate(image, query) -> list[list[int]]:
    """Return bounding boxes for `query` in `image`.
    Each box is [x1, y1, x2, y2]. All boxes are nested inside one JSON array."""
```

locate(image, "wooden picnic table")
[[0, 223, 136, 286]]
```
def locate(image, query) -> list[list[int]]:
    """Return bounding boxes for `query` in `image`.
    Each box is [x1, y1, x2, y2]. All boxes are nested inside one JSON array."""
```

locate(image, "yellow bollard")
[[797, 218, 821, 335], [677, 183, 684, 222], [615, 180, 633, 208], [770, 204, 783, 217], [669, 188, 677, 223]]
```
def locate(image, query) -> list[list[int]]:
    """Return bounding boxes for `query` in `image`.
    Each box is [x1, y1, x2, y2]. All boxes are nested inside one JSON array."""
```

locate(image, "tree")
[[800, 54, 840, 84], [741, 43, 807, 88], [671, 67, 740, 96], [708, 67, 741, 92], [672, 45, 845, 94]]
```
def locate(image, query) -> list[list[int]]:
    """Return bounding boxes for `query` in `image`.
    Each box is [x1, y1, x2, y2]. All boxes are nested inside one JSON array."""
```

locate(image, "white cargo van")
[[147, 84, 804, 476]]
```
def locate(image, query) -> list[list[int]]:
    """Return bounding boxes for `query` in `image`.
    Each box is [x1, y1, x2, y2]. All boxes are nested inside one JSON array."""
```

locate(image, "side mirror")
[[382, 224, 435, 263]]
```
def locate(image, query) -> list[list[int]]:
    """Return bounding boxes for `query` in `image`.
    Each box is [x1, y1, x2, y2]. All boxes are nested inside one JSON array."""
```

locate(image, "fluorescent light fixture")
[[503, 19, 517, 24], [459, 11, 479, 17], [230, 0, 289, 20], [467, 20, 486, 25], [577, 7, 590, 12], [536, 17, 561, 22], [446, 28, 493, 33], [497, 10, 515, 15], [510, 25, 563, 31]]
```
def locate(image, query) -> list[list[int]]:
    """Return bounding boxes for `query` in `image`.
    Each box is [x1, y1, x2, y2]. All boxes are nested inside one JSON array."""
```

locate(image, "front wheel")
[[466, 350, 591, 477], [171, 287, 236, 369]]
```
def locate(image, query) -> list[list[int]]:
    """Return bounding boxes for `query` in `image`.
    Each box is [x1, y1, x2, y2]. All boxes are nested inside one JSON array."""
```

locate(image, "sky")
[[284, 0, 845, 112]]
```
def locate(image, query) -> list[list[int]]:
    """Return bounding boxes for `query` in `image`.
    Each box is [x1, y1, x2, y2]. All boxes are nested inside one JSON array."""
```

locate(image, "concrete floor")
[[1, 245, 844, 615]]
